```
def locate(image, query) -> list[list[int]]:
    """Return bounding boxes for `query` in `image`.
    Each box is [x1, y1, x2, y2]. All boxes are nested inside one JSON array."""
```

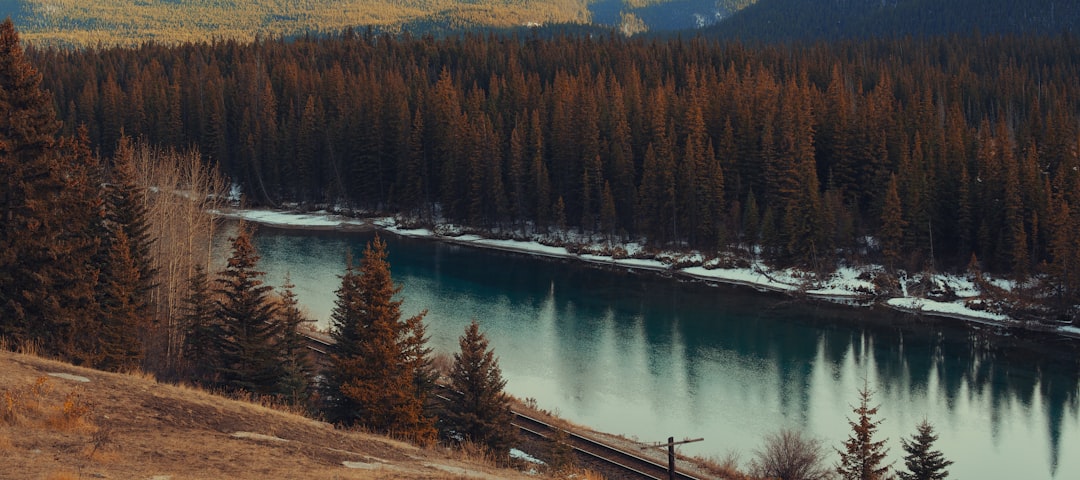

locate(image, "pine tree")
[[881, 174, 907, 271], [898, 420, 952, 480], [213, 225, 284, 395], [94, 229, 146, 372], [276, 274, 314, 404], [181, 265, 219, 384], [0, 18, 97, 358], [324, 235, 434, 442], [836, 383, 892, 480], [441, 320, 517, 459]]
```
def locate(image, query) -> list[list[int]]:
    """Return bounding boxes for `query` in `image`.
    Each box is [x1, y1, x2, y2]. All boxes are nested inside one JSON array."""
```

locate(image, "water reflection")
[[245, 227, 1080, 479]]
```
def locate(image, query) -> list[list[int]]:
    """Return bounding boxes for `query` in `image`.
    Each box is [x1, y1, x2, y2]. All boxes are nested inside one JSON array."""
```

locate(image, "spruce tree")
[[276, 274, 314, 404], [324, 235, 434, 442], [0, 18, 97, 359], [836, 383, 892, 480], [181, 265, 219, 384], [213, 225, 284, 395], [441, 320, 517, 458], [94, 229, 146, 372], [881, 174, 907, 271], [898, 420, 952, 480]]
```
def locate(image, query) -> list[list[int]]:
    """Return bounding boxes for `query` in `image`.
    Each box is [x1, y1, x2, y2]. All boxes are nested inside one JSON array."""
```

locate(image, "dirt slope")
[[0, 350, 530, 479]]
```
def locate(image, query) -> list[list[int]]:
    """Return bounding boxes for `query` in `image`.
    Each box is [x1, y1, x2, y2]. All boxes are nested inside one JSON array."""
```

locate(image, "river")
[[240, 225, 1079, 479]]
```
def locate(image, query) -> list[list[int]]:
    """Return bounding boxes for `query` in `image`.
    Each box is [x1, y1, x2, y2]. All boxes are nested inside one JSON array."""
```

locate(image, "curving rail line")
[[300, 331, 701, 480]]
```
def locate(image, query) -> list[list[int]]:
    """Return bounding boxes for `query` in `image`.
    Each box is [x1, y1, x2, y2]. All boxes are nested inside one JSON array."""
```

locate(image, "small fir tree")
[[836, 383, 893, 480], [441, 320, 517, 459], [898, 420, 952, 480]]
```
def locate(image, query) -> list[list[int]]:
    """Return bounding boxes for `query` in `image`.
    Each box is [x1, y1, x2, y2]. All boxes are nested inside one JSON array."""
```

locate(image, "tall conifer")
[[324, 235, 434, 442], [213, 225, 284, 395]]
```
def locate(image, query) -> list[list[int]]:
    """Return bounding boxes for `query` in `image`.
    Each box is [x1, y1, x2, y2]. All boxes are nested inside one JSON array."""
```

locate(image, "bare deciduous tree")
[[750, 429, 834, 480], [123, 140, 228, 375]]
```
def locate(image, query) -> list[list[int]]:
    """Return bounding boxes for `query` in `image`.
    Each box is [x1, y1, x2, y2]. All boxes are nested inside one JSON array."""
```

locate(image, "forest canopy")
[[27, 30, 1080, 317]]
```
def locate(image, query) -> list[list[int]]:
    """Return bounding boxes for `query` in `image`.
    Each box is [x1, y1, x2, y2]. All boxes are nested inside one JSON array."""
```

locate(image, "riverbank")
[[220, 208, 1080, 341]]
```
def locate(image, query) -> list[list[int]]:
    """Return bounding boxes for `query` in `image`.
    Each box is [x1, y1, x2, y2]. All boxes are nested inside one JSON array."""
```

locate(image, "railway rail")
[[300, 331, 702, 480]]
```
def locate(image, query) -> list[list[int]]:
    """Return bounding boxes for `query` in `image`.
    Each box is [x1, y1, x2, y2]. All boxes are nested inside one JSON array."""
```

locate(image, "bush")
[[749, 429, 832, 480]]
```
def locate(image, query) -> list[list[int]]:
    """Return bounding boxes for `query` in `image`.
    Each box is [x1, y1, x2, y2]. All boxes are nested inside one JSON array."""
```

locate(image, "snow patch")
[[47, 372, 90, 383], [230, 432, 289, 443], [342, 461, 380, 469], [228, 209, 1064, 337], [510, 448, 545, 465]]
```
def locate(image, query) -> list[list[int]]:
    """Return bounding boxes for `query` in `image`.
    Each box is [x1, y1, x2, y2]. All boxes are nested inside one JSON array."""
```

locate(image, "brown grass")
[[0, 350, 537, 479]]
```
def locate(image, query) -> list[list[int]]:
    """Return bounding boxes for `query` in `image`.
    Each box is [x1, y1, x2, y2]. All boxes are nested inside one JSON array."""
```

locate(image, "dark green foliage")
[[181, 265, 219, 383], [898, 420, 952, 480], [440, 320, 517, 459], [213, 225, 285, 396], [275, 274, 315, 404], [323, 236, 435, 442], [836, 384, 892, 480]]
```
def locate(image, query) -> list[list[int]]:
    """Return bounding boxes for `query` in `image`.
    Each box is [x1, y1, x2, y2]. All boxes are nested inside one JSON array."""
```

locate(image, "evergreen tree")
[[324, 235, 434, 442], [836, 383, 892, 480], [441, 320, 517, 458], [898, 420, 952, 480], [106, 136, 157, 309], [276, 274, 314, 404], [181, 265, 219, 384], [94, 229, 146, 372], [881, 174, 907, 271], [0, 18, 97, 359], [213, 225, 284, 395]]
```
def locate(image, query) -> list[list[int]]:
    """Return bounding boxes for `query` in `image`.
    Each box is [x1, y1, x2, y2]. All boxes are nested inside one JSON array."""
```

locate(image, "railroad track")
[[511, 410, 701, 480], [301, 331, 700, 480]]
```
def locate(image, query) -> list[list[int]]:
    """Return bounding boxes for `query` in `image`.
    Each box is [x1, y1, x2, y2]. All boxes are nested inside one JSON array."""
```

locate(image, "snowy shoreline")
[[220, 208, 1080, 340]]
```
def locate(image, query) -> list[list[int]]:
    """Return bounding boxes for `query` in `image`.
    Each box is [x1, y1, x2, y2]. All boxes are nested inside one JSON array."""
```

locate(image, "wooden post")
[[667, 436, 675, 480], [644, 436, 704, 480]]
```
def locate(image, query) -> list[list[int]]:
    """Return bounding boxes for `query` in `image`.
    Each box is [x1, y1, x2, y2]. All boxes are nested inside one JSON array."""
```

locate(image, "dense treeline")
[[0, 18, 531, 454], [29, 31, 1080, 315]]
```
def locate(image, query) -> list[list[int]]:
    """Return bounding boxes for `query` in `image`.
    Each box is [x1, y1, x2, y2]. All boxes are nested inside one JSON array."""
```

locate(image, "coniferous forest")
[[28, 30, 1080, 316]]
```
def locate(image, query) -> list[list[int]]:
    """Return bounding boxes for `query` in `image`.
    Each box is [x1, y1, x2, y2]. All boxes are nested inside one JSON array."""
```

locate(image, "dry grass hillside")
[[15, 0, 591, 47], [0, 349, 536, 480]]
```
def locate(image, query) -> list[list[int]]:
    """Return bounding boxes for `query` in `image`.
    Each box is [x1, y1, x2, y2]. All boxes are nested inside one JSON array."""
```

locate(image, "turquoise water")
[[246, 226, 1080, 479]]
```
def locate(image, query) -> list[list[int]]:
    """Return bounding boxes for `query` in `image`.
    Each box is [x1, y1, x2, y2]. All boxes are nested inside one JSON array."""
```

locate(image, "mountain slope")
[[707, 0, 1079, 42]]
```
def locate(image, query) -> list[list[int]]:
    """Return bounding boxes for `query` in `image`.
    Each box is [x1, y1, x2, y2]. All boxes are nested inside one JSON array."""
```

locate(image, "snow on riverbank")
[[227, 208, 1078, 338]]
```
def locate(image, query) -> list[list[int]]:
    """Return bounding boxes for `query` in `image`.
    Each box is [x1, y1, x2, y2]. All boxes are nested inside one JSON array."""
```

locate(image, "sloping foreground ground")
[[0, 350, 528, 480]]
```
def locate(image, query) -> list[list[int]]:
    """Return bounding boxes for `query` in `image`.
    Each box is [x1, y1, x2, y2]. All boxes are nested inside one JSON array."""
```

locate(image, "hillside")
[[0, 349, 534, 479], [3, 0, 595, 46], [706, 0, 1079, 42]]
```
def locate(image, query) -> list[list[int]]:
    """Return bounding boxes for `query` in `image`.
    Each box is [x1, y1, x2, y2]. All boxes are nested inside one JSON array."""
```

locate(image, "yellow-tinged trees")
[[324, 235, 435, 443]]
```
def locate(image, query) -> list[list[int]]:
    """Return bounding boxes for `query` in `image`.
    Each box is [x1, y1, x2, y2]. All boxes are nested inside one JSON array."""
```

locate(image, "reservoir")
[[245, 226, 1079, 479]]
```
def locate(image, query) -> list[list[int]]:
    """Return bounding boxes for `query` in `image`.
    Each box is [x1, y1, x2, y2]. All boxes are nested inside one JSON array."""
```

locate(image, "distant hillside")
[[707, 0, 1079, 42], [589, 0, 758, 33], [6, 0, 593, 47]]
